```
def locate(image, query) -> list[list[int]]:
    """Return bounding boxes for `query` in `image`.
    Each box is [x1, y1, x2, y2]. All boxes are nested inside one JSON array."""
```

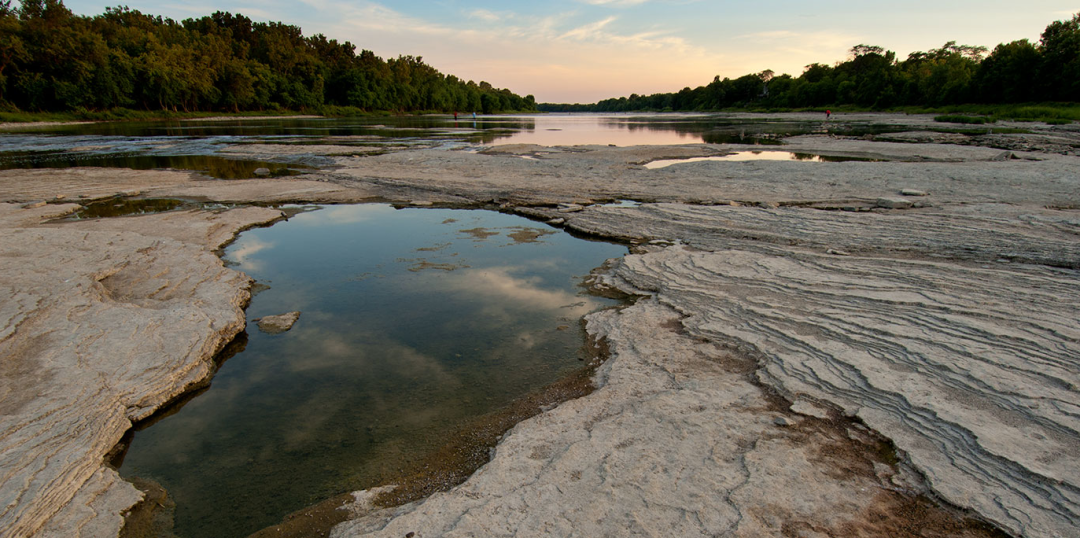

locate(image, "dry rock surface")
[[332, 301, 1000, 537], [0, 202, 282, 537], [0, 113, 1077, 538], [324, 116, 1078, 538]]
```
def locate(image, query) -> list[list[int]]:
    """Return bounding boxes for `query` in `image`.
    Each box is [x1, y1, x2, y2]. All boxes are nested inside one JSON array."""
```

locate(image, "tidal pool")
[[115, 204, 626, 538]]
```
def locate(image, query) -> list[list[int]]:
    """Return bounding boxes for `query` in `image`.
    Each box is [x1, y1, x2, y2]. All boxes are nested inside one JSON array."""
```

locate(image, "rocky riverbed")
[[0, 113, 1077, 537]]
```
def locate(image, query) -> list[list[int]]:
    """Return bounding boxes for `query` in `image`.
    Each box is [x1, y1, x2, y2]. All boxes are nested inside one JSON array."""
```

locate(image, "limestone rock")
[[332, 301, 996, 538], [255, 311, 301, 334], [596, 246, 1080, 537], [253, 167, 271, 176], [790, 398, 832, 420], [0, 203, 281, 538], [900, 188, 929, 196], [875, 197, 914, 209]]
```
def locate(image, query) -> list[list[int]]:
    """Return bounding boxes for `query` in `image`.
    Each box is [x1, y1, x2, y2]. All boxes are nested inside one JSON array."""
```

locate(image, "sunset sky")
[[56, 0, 1079, 103]]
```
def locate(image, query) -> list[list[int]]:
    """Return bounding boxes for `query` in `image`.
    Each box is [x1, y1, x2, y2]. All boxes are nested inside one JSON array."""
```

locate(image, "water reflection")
[[644, 151, 881, 169], [117, 204, 626, 538], [0, 151, 306, 179], [2, 114, 917, 155]]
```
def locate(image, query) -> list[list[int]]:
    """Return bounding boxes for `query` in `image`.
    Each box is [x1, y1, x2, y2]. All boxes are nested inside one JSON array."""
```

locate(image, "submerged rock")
[[255, 311, 301, 334]]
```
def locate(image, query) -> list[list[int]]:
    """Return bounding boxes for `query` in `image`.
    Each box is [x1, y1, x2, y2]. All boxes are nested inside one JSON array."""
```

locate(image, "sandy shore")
[[0, 113, 1076, 537]]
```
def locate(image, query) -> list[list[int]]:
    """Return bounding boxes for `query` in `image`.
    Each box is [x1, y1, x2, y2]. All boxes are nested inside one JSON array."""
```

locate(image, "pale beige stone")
[[0, 202, 282, 538]]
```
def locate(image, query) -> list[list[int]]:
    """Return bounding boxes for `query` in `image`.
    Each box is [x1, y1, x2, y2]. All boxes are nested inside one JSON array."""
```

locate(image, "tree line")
[[541, 13, 1079, 112], [0, 1, 537, 114]]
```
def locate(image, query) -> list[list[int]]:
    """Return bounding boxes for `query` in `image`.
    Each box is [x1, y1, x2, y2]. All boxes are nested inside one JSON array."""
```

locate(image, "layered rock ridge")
[[0, 204, 282, 537], [597, 244, 1078, 537]]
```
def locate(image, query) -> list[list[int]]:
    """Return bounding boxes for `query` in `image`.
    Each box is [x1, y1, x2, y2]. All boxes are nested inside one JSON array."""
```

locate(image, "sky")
[[53, 0, 1080, 103]]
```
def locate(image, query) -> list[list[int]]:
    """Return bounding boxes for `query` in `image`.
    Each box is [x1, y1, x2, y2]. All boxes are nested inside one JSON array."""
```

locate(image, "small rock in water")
[[253, 167, 271, 176], [900, 188, 929, 196], [547, 218, 566, 225], [254, 311, 301, 334], [875, 197, 913, 210]]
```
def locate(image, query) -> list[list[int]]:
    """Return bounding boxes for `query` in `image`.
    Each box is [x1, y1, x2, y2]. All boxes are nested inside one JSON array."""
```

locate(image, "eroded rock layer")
[[332, 300, 1004, 538], [595, 246, 1079, 537], [0, 203, 282, 537]]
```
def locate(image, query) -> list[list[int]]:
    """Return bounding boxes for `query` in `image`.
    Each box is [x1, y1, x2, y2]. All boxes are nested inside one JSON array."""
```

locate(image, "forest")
[[0, 0, 537, 114], [540, 13, 1080, 113]]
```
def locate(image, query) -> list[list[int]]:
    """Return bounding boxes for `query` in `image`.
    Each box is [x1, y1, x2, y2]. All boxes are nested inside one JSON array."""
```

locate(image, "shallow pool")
[[115, 204, 626, 537]]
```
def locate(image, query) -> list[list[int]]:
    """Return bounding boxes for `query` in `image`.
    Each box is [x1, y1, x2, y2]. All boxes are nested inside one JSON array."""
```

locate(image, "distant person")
[[825, 109, 831, 120], [472, 112, 477, 119], [454, 111, 458, 119]]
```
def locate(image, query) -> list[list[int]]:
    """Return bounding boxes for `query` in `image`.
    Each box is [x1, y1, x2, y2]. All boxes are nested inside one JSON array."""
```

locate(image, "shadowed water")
[[116, 204, 626, 538], [0, 151, 306, 179]]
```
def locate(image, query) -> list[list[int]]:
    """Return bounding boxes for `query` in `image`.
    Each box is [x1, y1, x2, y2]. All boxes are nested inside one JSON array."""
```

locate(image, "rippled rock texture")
[[595, 245, 1078, 537], [334, 300, 1002, 537], [327, 132, 1078, 537], [0, 203, 282, 537]]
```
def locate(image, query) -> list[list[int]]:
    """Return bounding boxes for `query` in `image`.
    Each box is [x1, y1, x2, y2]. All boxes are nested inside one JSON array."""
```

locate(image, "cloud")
[[560, 16, 618, 40], [293, 204, 395, 226], [442, 266, 602, 317], [581, 0, 651, 5], [229, 236, 273, 272], [733, 29, 863, 75], [469, 9, 502, 22], [289, 1, 725, 101]]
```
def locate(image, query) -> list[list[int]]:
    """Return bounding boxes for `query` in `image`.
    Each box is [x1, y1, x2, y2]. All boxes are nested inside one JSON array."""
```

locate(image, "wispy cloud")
[[469, 9, 502, 22], [581, 0, 651, 6], [560, 16, 618, 40]]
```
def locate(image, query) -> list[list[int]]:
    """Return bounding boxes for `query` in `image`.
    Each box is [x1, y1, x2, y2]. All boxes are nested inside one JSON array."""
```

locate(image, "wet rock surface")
[[254, 311, 301, 334]]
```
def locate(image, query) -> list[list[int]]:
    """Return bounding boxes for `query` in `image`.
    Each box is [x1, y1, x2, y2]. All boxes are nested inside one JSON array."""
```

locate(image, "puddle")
[[63, 197, 241, 219], [115, 204, 627, 538], [644, 151, 880, 169], [0, 151, 307, 179], [599, 199, 642, 208]]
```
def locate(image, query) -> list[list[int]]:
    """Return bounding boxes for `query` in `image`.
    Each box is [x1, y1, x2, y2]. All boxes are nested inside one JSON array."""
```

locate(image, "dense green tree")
[[1039, 12, 1080, 101], [975, 40, 1039, 102], [0, 1, 535, 113], [541, 12, 1079, 112]]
